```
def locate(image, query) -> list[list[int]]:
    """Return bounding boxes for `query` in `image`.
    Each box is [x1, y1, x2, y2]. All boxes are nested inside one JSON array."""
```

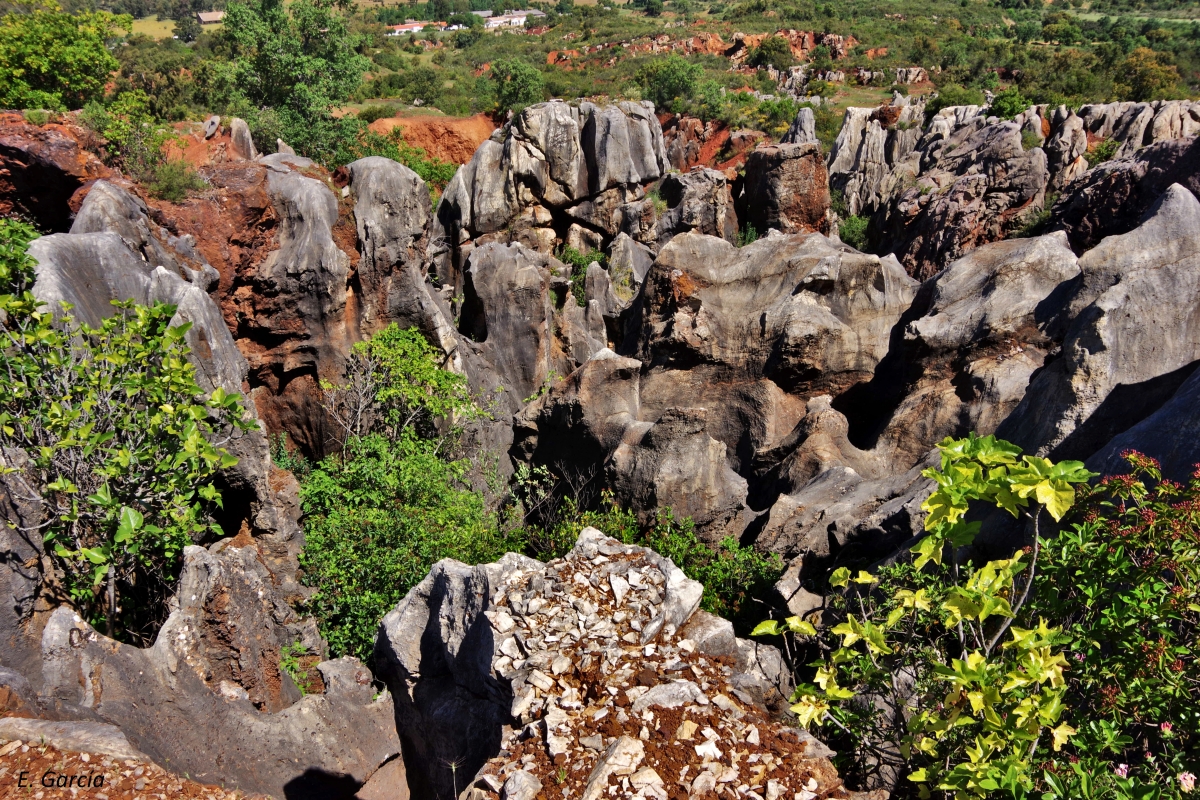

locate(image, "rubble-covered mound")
[[375, 528, 867, 800]]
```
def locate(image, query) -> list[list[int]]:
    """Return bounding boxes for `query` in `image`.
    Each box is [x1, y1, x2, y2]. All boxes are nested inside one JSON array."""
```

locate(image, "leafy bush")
[[0, 219, 252, 644], [147, 159, 207, 202], [298, 324, 513, 663], [299, 432, 521, 664], [637, 54, 702, 109], [990, 86, 1031, 119], [490, 58, 546, 112], [357, 103, 399, 123], [927, 83, 986, 115], [756, 434, 1094, 796], [838, 214, 869, 251], [747, 35, 795, 69], [757, 436, 1200, 799], [79, 90, 176, 182], [1085, 137, 1120, 167], [556, 246, 605, 307]]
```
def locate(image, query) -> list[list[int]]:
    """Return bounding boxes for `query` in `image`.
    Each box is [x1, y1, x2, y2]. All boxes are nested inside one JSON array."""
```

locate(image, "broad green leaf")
[[750, 620, 782, 637], [829, 567, 851, 588]]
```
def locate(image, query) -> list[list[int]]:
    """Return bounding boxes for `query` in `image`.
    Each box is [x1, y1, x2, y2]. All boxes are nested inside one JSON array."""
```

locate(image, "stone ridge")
[[377, 528, 859, 800]]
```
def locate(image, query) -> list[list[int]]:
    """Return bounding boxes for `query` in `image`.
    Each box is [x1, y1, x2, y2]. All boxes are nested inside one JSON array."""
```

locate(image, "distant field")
[[130, 16, 223, 39]]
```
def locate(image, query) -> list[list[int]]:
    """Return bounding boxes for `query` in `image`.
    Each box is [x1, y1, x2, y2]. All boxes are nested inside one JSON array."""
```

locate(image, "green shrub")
[[0, 218, 252, 644], [838, 214, 869, 251], [357, 103, 399, 123], [757, 436, 1200, 799], [747, 35, 795, 69], [1085, 137, 1120, 167], [147, 159, 207, 202], [556, 245, 605, 306], [990, 85, 1032, 119], [490, 58, 546, 112], [927, 83, 986, 115], [755, 434, 1095, 796], [636, 54, 702, 109], [736, 224, 759, 247]]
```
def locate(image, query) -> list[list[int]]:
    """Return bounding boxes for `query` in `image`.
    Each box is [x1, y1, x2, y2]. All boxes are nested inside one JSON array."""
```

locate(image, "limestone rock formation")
[[432, 101, 668, 290], [1049, 135, 1200, 252], [998, 184, 1200, 462], [741, 143, 831, 235], [375, 527, 858, 800], [873, 120, 1049, 280], [33, 541, 399, 799], [513, 231, 916, 541], [826, 98, 1200, 276], [652, 168, 739, 246]]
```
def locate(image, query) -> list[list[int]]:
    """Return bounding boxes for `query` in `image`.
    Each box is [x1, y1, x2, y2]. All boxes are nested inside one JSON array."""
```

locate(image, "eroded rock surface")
[[375, 528, 858, 800], [37, 542, 400, 799]]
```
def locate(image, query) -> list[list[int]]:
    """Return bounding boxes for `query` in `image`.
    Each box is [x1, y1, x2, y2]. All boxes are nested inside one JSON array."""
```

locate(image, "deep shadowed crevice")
[[282, 768, 362, 800], [832, 279, 938, 450]]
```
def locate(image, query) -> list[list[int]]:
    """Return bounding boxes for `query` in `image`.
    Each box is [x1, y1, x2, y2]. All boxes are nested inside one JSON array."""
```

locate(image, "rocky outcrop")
[[826, 98, 1200, 276], [375, 527, 857, 800], [873, 120, 1049, 280], [781, 107, 817, 145], [1049, 134, 1200, 252], [513, 231, 916, 541], [741, 143, 831, 235], [432, 101, 668, 291], [0, 450, 45, 683], [998, 184, 1200, 463], [36, 541, 400, 799], [0, 112, 111, 232], [653, 168, 739, 246]]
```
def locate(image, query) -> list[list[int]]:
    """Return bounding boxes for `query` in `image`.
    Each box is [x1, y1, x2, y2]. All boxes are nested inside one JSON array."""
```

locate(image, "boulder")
[[780, 106, 817, 145], [374, 528, 851, 800], [431, 101, 668, 291], [1087, 364, 1200, 484], [37, 542, 400, 799], [998, 184, 1200, 462], [740, 142, 830, 235], [863, 232, 1081, 467], [653, 167, 738, 246], [229, 117, 258, 161]]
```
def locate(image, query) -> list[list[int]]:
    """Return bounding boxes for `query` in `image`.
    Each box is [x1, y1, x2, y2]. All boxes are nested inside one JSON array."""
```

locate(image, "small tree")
[[748, 34, 795, 69], [490, 58, 546, 112], [636, 54, 702, 109], [990, 86, 1031, 120], [755, 434, 1094, 797], [0, 219, 253, 644]]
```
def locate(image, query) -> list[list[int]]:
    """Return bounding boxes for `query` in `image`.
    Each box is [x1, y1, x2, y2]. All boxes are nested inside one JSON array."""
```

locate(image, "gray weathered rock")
[[203, 115, 221, 139], [0, 450, 44, 682], [781, 106, 817, 145], [229, 117, 258, 160], [0, 718, 144, 760], [653, 168, 738, 247], [999, 184, 1200, 462], [431, 101, 668, 291], [37, 543, 400, 799]]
